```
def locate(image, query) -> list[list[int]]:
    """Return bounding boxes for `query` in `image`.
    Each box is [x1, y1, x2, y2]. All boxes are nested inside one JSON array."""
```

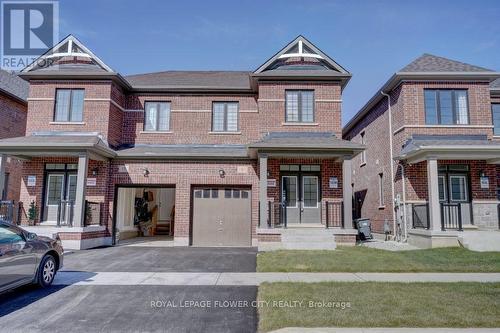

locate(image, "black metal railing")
[[325, 201, 343, 228], [267, 201, 287, 228], [57, 200, 74, 227], [85, 201, 101, 226], [412, 203, 429, 229], [440, 203, 463, 231], [0, 200, 14, 223]]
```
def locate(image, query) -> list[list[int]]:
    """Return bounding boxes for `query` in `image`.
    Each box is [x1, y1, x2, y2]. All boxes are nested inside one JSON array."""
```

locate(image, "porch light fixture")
[[91, 168, 99, 176], [219, 169, 226, 178], [143, 168, 150, 177], [479, 170, 486, 178]]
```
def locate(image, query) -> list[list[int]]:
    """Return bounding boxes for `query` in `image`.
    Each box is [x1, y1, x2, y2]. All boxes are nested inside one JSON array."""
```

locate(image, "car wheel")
[[37, 255, 56, 287]]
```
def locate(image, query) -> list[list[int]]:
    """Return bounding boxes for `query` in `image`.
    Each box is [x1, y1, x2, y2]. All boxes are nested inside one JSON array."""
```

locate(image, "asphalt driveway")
[[0, 245, 259, 333], [63, 245, 257, 272]]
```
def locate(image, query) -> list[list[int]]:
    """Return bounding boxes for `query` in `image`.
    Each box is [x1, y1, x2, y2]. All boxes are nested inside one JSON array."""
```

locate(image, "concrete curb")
[[269, 328, 500, 333]]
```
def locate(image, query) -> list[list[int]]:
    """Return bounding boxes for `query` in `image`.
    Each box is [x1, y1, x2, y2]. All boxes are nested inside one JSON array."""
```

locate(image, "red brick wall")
[[0, 93, 27, 201], [109, 160, 259, 240], [344, 80, 497, 233]]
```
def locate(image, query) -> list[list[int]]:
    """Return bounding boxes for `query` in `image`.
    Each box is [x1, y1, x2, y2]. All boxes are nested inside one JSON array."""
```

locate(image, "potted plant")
[[27, 200, 38, 226]]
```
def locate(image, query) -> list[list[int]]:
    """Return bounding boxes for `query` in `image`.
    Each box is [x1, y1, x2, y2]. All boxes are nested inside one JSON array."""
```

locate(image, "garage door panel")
[[192, 187, 251, 247]]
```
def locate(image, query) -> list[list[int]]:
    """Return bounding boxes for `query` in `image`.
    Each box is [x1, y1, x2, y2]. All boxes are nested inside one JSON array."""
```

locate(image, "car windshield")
[[0, 225, 24, 244]]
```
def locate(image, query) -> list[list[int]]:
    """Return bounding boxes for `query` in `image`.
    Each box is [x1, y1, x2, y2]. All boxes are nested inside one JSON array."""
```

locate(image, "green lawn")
[[257, 246, 500, 272], [257, 282, 500, 332]]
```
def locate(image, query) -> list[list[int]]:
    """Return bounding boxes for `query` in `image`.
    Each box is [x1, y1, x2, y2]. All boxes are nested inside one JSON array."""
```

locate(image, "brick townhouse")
[[0, 35, 363, 250], [0, 70, 28, 209], [343, 54, 500, 248]]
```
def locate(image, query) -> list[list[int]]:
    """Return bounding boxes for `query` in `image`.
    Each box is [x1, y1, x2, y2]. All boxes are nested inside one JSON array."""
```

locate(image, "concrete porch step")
[[280, 228, 336, 250], [458, 231, 500, 252]]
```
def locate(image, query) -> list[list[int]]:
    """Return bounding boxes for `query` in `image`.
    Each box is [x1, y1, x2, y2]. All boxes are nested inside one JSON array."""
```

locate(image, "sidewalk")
[[270, 329, 500, 333], [54, 271, 500, 286]]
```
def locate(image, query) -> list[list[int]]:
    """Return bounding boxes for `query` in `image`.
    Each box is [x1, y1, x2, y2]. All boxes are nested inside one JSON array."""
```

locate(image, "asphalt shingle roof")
[[491, 78, 500, 89], [249, 132, 364, 150], [125, 71, 252, 90], [400, 135, 500, 156], [400, 54, 494, 73], [117, 144, 249, 159], [0, 69, 29, 102]]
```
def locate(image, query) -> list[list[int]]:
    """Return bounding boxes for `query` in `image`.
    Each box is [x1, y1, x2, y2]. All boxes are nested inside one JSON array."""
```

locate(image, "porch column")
[[342, 157, 353, 229], [73, 154, 89, 227], [259, 154, 268, 228], [427, 158, 441, 231], [0, 154, 6, 200]]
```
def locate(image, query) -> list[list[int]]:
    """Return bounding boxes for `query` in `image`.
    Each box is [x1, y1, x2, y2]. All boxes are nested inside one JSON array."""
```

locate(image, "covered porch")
[[248, 132, 364, 248], [0, 134, 116, 249], [397, 135, 500, 249]]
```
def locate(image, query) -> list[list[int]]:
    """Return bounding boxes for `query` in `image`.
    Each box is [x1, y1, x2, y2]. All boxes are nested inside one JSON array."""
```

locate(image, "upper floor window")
[[492, 104, 500, 136], [424, 89, 469, 125], [285, 90, 314, 122], [212, 102, 239, 132], [54, 89, 84, 122], [144, 102, 170, 131]]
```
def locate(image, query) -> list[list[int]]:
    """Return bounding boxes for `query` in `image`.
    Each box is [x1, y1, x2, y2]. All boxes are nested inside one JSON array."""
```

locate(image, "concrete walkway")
[[270, 329, 500, 333], [54, 271, 500, 286]]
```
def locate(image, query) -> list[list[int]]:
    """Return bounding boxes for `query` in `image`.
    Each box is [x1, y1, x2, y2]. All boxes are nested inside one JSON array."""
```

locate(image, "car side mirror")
[[26, 232, 37, 241]]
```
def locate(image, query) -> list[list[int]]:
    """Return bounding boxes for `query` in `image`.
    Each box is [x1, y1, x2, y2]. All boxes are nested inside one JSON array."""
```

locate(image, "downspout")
[[380, 91, 397, 239], [399, 163, 408, 242]]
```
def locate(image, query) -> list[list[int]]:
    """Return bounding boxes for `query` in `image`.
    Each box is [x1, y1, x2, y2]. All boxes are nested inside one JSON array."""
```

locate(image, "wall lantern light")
[[92, 168, 99, 176], [143, 168, 150, 177], [219, 169, 226, 178]]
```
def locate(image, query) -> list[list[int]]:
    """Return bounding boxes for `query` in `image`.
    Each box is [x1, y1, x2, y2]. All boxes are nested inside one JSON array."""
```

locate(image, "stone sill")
[[256, 228, 282, 235], [281, 122, 319, 126], [49, 122, 86, 125], [331, 228, 357, 235], [26, 225, 106, 233], [408, 229, 460, 237], [208, 131, 242, 135], [139, 131, 173, 134]]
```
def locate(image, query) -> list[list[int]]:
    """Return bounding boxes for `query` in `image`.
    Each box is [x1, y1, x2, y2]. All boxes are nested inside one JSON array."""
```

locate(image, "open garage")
[[114, 186, 176, 241]]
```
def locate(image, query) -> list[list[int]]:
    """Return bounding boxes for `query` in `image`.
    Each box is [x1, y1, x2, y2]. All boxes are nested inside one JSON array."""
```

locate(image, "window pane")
[[300, 91, 314, 122], [67, 175, 77, 201], [492, 104, 500, 136], [303, 176, 318, 207], [55, 90, 71, 121], [424, 90, 438, 125], [212, 103, 225, 131], [439, 91, 453, 124], [144, 103, 157, 131], [282, 176, 297, 207], [70, 90, 84, 122], [450, 176, 467, 201], [286, 91, 299, 122], [158, 102, 170, 131], [0, 226, 23, 244], [378, 174, 384, 206], [47, 175, 64, 205], [226, 103, 238, 131], [454, 91, 468, 125]]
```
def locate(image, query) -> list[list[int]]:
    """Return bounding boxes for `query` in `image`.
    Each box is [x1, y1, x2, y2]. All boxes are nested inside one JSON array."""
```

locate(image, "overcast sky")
[[59, 0, 500, 125]]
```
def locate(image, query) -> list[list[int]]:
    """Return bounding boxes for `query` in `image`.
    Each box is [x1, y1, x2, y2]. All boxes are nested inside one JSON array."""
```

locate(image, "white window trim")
[[281, 176, 298, 208], [378, 173, 384, 207], [449, 174, 469, 202], [302, 176, 319, 209]]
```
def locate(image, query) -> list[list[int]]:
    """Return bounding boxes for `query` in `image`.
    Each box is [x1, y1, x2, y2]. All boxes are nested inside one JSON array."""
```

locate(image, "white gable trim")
[[22, 35, 114, 73]]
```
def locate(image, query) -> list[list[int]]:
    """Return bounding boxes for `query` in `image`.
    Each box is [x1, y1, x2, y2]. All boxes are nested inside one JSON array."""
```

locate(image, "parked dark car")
[[0, 221, 63, 293]]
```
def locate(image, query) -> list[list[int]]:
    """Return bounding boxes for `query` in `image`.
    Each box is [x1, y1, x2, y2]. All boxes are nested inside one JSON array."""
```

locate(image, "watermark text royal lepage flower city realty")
[[150, 299, 351, 309], [1, 0, 58, 70]]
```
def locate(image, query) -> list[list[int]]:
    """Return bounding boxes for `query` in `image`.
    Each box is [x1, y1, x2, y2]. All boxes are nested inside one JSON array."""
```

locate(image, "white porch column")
[[342, 157, 353, 229], [73, 154, 89, 227], [427, 158, 441, 231], [0, 154, 6, 200], [259, 154, 268, 228]]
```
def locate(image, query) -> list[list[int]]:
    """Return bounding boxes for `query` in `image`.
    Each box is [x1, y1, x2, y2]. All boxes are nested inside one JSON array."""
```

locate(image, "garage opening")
[[192, 187, 251, 247], [115, 186, 175, 242]]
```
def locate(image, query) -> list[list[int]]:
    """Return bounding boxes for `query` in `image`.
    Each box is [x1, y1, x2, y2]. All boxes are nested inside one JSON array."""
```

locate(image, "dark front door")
[[281, 173, 320, 224], [438, 165, 472, 226]]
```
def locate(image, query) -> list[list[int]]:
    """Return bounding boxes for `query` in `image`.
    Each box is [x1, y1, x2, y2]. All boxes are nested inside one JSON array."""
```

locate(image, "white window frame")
[[285, 90, 315, 123], [360, 132, 366, 165], [281, 176, 298, 208], [438, 175, 447, 202], [144, 101, 171, 132], [302, 176, 319, 209], [54, 89, 85, 122], [212, 102, 239, 132], [449, 174, 468, 202]]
